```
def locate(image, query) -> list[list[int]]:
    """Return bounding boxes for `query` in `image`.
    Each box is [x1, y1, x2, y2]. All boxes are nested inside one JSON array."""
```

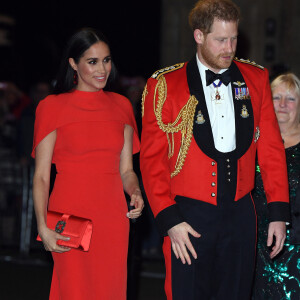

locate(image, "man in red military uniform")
[[140, 0, 290, 299]]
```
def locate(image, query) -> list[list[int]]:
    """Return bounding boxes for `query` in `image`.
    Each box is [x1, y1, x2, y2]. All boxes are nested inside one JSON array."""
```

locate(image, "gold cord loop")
[[153, 76, 198, 177]]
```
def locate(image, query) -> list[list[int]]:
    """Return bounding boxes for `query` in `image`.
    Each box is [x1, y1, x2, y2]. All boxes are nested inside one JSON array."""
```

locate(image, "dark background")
[[0, 0, 162, 91]]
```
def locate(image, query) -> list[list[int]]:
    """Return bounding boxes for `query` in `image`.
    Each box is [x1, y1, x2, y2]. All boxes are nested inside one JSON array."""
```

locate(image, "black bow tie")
[[205, 69, 231, 86]]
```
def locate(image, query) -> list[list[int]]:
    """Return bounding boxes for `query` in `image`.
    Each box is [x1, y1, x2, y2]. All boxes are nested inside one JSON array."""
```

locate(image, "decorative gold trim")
[[141, 84, 148, 118], [153, 76, 198, 177], [234, 57, 264, 70], [151, 63, 185, 80]]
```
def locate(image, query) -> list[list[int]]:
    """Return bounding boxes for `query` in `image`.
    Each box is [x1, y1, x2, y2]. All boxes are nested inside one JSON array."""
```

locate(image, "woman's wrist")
[[37, 221, 48, 233]]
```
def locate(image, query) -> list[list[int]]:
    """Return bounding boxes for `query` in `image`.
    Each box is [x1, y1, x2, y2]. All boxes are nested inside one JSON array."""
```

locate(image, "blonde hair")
[[271, 73, 300, 97]]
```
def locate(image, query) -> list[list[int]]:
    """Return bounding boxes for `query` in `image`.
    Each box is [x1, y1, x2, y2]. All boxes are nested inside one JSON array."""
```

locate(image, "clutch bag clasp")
[[55, 220, 66, 233]]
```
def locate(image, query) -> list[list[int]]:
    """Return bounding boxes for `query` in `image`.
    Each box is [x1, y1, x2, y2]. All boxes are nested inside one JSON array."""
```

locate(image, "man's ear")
[[68, 58, 77, 71], [194, 29, 205, 45]]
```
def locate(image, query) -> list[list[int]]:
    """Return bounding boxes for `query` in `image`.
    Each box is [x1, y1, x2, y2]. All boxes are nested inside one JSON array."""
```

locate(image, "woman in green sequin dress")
[[252, 73, 300, 300]]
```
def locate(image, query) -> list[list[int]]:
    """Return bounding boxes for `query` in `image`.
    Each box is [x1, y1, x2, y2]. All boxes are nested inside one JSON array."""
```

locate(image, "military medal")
[[235, 87, 251, 100], [215, 90, 221, 100], [211, 81, 224, 103], [195, 110, 205, 124], [240, 105, 249, 118]]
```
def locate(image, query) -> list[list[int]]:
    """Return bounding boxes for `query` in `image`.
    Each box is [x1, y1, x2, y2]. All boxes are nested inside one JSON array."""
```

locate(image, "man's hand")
[[168, 222, 201, 265], [267, 221, 286, 259]]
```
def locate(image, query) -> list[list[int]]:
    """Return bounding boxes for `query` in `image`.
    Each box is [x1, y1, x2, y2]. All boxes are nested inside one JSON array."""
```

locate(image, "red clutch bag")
[[37, 211, 93, 251]]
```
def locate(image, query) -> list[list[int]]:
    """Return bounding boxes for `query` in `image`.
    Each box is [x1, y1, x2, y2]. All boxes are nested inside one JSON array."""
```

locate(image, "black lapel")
[[229, 62, 254, 159], [186, 56, 218, 159], [187, 57, 254, 159]]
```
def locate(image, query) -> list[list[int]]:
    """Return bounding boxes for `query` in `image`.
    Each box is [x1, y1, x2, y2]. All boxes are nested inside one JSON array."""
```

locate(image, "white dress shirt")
[[196, 54, 236, 153]]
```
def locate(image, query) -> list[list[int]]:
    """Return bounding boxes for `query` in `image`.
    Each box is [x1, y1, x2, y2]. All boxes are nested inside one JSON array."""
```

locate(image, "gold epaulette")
[[151, 63, 185, 80], [153, 75, 198, 178], [234, 57, 264, 70]]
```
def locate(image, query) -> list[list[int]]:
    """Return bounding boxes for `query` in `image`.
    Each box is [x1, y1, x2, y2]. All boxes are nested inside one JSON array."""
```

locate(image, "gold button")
[[211, 182, 216, 187], [228, 172, 231, 175], [227, 178, 231, 182], [211, 161, 216, 166], [226, 159, 230, 162], [212, 172, 216, 176], [227, 165, 230, 168], [211, 193, 216, 197]]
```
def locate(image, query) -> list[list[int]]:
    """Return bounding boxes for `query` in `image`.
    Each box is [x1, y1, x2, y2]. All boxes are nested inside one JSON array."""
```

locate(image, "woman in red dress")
[[32, 28, 144, 299]]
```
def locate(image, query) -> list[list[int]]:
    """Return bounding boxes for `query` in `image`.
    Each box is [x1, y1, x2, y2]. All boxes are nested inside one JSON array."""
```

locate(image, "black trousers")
[[169, 194, 256, 300]]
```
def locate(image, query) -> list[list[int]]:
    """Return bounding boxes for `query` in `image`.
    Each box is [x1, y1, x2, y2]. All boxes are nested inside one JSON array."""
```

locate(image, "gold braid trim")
[[141, 84, 148, 118], [153, 76, 198, 178], [234, 57, 264, 70]]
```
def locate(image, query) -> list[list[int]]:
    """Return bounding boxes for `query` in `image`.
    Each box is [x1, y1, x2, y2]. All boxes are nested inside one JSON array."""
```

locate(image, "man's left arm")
[[256, 68, 290, 258]]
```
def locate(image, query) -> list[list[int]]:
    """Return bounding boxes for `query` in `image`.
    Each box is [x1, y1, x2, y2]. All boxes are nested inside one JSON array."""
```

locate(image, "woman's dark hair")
[[52, 27, 117, 94]]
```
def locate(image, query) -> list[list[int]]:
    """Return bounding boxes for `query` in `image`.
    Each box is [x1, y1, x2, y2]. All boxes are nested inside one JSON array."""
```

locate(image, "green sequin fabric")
[[252, 143, 300, 300]]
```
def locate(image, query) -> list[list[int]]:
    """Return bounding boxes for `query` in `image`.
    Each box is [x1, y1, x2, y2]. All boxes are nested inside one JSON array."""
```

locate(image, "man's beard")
[[200, 44, 235, 71]]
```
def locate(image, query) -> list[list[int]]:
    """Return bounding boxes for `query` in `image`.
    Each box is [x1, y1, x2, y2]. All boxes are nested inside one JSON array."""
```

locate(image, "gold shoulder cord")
[[141, 84, 148, 118], [153, 76, 198, 178]]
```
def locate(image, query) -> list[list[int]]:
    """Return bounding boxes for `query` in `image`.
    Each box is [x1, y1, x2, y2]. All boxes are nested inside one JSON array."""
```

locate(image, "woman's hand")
[[127, 188, 144, 219], [38, 225, 71, 253]]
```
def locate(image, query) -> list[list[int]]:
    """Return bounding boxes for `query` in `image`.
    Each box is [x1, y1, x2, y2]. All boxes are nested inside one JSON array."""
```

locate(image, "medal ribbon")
[[212, 81, 222, 88]]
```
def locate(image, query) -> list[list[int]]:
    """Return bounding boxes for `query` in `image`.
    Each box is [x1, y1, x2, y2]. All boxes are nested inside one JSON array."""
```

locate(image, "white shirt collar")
[[196, 54, 209, 88]]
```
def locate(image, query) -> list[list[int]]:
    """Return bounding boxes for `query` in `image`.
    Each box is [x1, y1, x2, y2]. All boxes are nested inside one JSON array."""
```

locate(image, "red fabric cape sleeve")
[[110, 92, 140, 154], [31, 95, 62, 159], [124, 99, 140, 155]]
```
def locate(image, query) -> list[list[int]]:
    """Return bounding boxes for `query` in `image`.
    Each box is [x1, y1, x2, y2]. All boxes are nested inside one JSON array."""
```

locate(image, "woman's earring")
[[73, 70, 78, 85]]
